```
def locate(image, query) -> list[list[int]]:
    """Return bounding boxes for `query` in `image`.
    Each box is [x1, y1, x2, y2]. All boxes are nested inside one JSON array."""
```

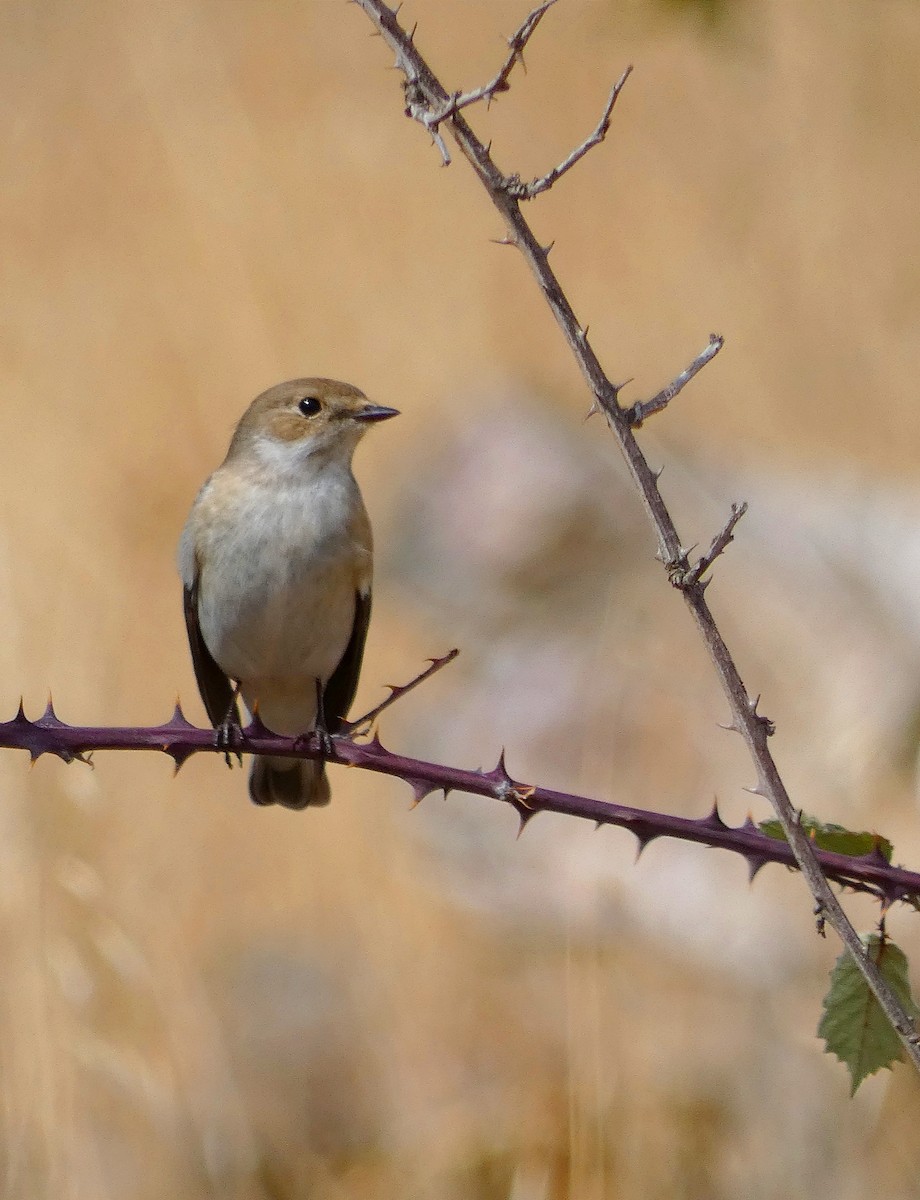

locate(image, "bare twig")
[[2, 702, 917, 904], [351, 0, 920, 1072], [505, 68, 632, 200], [627, 334, 724, 427], [345, 648, 459, 736], [672, 502, 748, 589], [422, 0, 556, 133]]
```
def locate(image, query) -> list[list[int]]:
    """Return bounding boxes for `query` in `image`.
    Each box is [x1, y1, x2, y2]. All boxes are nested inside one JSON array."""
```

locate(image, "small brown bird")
[[178, 378, 398, 809]]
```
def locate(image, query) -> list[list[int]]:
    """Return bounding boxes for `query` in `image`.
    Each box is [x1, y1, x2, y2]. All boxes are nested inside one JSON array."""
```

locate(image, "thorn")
[[701, 799, 728, 830], [861, 845, 893, 868], [746, 855, 768, 883], [405, 776, 439, 807], [166, 700, 197, 731], [490, 235, 516, 247], [515, 806, 538, 838], [879, 887, 900, 915], [634, 830, 659, 859], [13, 698, 28, 724], [541, 240, 555, 256], [594, 820, 604, 832], [742, 785, 764, 797], [485, 139, 493, 154], [167, 745, 197, 775], [245, 709, 271, 738], [41, 694, 63, 725], [409, 21, 417, 41], [491, 748, 513, 787], [364, 730, 387, 756], [583, 402, 600, 422]]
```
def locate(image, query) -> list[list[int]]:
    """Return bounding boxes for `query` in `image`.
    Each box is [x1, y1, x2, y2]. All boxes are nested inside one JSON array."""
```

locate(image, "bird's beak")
[[354, 404, 400, 422]]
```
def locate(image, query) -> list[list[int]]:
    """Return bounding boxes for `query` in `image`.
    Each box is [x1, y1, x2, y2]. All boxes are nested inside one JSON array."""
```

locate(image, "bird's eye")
[[298, 396, 321, 417]]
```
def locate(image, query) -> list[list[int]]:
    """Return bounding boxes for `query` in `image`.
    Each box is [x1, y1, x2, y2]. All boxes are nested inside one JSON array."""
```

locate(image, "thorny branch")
[[2, 700, 918, 908], [352, 0, 920, 1069], [345, 647, 459, 736]]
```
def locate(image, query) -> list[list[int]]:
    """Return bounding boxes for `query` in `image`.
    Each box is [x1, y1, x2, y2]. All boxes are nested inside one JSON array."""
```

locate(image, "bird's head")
[[226, 378, 399, 470]]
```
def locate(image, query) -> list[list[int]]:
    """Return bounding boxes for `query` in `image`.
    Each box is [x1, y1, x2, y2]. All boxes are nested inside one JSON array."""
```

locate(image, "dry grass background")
[[2, 0, 920, 1196]]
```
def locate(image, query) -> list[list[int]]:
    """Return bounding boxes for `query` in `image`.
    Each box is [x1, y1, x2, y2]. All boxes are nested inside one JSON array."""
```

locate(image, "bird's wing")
[[183, 574, 241, 729], [323, 588, 372, 730]]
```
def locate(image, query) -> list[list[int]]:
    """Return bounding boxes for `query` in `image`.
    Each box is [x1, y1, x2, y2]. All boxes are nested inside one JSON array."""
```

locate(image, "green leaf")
[[759, 815, 893, 862], [818, 934, 920, 1094]]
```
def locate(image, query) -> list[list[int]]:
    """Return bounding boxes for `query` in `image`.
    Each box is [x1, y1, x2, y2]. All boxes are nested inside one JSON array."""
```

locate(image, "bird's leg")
[[313, 678, 334, 757], [215, 681, 244, 768], [293, 680, 335, 760]]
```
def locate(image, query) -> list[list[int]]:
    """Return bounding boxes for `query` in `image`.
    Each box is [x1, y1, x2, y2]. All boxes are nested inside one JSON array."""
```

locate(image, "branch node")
[[747, 693, 776, 736], [685, 501, 748, 587]]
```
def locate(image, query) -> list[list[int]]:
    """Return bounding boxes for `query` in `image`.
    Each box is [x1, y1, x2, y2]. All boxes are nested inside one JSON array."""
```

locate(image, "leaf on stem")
[[819, 933, 919, 1094], [759, 816, 893, 863]]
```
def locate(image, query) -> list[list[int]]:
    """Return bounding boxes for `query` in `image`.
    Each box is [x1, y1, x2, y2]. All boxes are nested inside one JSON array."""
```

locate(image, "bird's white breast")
[[183, 452, 370, 697]]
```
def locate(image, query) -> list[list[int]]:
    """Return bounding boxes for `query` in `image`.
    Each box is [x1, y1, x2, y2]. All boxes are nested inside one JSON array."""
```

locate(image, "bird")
[[178, 378, 398, 809]]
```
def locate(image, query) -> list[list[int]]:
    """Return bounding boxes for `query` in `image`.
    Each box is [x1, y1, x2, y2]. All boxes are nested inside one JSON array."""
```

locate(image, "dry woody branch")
[[352, 0, 920, 1070]]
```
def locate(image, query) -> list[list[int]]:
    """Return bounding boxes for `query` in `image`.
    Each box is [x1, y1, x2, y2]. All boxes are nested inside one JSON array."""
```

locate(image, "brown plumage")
[[178, 378, 398, 809]]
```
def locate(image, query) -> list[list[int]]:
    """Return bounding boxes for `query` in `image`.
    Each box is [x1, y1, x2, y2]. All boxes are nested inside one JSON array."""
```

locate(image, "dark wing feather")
[[323, 589, 372, 731], [183, 576, 240, 729]]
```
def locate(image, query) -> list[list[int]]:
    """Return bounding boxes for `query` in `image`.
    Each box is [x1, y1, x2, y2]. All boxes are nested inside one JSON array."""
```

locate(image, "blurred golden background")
[[2, 0, 920, 1195]]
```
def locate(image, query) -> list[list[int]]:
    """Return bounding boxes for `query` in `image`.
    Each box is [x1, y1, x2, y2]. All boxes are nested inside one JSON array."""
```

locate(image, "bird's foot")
[[293, 680, 336, 759], [215, 714, 244, 768], [293, 726, 334, 758]]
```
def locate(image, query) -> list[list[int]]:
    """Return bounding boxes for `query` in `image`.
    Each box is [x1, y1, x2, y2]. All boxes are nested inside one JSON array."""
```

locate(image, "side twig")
[[670, 502, 749, 589], [351, 0, 920, 1071], [422, 0, 556, 139], [506, 68, 632, 200], [345, 648, 459, 736], [627, 334, 724, 427]]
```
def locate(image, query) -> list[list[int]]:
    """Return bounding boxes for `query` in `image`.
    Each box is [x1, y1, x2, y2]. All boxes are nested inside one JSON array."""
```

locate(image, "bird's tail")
[[249, 756, 331, 810]]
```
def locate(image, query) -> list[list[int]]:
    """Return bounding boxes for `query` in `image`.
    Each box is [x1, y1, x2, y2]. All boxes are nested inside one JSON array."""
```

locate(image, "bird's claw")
[[293, 725, 335, 758], [215, 718, 244, 768]]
